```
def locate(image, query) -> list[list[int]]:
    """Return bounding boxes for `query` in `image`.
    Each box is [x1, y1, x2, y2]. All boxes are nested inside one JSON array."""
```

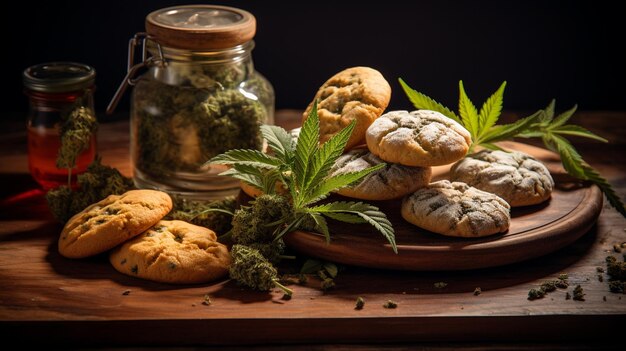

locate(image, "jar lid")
[[145, 5, 256, 50], [23, 62, 95, 93]]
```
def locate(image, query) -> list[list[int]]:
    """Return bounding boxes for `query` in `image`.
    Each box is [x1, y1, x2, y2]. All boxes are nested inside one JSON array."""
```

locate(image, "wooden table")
[[1, 111, 625, 349]]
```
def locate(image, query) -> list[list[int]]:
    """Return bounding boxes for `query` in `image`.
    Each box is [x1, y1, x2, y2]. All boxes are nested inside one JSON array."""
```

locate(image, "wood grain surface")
[[0, 111, 625, 348]]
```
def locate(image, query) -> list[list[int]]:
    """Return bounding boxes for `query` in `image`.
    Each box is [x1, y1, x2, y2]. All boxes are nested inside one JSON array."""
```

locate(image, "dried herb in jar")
[[132, 64, 270, 179]]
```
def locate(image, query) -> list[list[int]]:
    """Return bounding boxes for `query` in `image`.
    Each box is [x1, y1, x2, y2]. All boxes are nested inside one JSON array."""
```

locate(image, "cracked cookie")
[[110, 220, 231, 284], [366, 110, 471, 167], [329, 148, 431, 200], [450, 150, 554, 207], [58, 189, 172, 259], [401, 180, 510, 237], [302, 66, 391, 150]]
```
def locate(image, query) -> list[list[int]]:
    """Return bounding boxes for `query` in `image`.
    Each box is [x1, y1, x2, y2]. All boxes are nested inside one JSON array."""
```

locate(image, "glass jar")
[[115, 5, 274, 200], [23, 62, 97, 190]]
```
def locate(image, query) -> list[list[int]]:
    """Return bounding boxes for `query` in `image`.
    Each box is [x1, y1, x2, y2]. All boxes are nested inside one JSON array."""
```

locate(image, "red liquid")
[[27, 126, 96, 190]]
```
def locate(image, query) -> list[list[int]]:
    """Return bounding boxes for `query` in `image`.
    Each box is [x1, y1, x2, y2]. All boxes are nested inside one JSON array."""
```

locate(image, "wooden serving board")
[[284, 142, 604, 271]]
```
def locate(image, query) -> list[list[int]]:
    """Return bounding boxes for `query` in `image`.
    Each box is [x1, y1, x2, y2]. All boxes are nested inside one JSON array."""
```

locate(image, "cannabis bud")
[[229, 244, 292, 296]]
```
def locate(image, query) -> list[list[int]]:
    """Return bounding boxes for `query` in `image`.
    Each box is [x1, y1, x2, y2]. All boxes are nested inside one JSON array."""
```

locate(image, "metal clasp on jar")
[[107, 33, 166, 114]]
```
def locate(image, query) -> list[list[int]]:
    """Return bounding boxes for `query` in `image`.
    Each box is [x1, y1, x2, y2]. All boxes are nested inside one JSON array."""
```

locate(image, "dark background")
[[7, 0, 626, 121]]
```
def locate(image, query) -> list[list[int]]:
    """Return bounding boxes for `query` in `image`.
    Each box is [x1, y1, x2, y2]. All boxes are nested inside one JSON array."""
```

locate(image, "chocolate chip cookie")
[[58, 190, 172, 259], [110, 220, 231, 284]]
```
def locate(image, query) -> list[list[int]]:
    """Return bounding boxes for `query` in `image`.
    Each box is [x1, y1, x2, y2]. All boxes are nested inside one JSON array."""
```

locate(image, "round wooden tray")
[[283, 142, 604, 271]]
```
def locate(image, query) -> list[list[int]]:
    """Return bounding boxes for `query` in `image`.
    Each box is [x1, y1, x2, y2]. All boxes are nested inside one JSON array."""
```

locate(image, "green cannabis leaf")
[[400, 78, 626, 218], [208, 101, 397, 252], [399, 78, 460, 123]]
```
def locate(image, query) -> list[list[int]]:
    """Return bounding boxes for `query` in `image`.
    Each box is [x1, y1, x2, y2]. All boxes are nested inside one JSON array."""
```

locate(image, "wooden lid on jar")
[[145, 5, 256, 50]]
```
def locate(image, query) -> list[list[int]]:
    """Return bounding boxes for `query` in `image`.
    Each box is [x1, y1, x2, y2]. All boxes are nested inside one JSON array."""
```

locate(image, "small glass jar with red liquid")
[[23, 62, 97, 190]]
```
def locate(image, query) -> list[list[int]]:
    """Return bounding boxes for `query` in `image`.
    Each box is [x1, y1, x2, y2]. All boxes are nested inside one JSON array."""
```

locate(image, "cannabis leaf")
[[517, 101, 624, 217], [400, 79, 626, 218], [208, 101, 397, 252], [399, 78, 460, 123], [308, 201, 395, 251]]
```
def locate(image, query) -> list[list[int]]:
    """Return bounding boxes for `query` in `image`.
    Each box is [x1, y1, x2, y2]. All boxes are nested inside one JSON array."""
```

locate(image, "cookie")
[[110, 220, 230, 284], [329, 148, 431, 200], [366, 110, 471, 167], [401, 180, 510, 237], [302, 67, 391, 150], [58, 190, 173, 259], [450, 150, 554, 207]]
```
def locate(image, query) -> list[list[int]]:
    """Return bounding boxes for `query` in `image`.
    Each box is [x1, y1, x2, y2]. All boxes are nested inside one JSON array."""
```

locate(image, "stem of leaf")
[[273, 279, 293, 296], [274, 214, 306, 241]]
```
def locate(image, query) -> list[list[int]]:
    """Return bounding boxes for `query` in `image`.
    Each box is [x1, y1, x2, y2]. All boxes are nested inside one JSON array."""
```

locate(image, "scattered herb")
[[608, 281, 625, 293], [434, 282, 448, 289], [228, 244, 292, 296], [565, 292, 571, 300], [555, 279, 569, 289], [209, 101, 396, 252], [528, 288, 545, 300], [317, 270, 336, 291], [355, 296, 365, 310], [598, 274, 604, 282], [528, 275, 569, 301], [473, 287, 482, 296], [540, 280, 558, 293], [122, 289, 131, 296], [606, 256, 626, 280], [202, 294, 212, 306], [383, 300, 398, 309], [597, 267, 605, 273], [320, 279, 335, 291], [605, 254, 626, 294], [301, 259, 339, 278], [399, 79, 626, 218], [46, 157, 135, 223], [301, 259, 341, 291], [603, 296, 607, 302], [573, 285, 585, 301]]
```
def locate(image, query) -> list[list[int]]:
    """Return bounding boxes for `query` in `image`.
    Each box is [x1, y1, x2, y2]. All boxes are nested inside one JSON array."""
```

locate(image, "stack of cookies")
[[58, 189, 231, 284], [295, 66, 554, 238]]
